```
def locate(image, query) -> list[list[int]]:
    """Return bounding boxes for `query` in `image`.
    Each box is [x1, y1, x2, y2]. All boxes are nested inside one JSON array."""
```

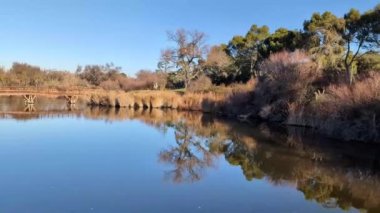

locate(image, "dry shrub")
[[117, 78, 144, 91], [311, 72, 380, 142], [136, 70, 167, 90], [214, 78, 257, 116], [187, 75, 212, 92], [255, 50, 319, 122], [100, 80, 120, 90]]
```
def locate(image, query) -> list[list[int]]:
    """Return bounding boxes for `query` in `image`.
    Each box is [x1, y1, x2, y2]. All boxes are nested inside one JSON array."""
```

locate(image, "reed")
[[86, 90, 229, 113]]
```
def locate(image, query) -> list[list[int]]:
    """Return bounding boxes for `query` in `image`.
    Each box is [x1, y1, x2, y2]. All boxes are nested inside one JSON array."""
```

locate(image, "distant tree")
[[227, 25, 270, 80], [304, 11, 346, 70], [203, 45, 234, 84], [159, 29, 208, 89], [157, 49, 176, 73], [259, 28, 310, 59], [304, 6, 379, 84], [9, 62, 44, 86], [136, 69, 167, 90], [341, 6, 380, 84], [0, 68, 5, 86], [76, 63, 122, 86]]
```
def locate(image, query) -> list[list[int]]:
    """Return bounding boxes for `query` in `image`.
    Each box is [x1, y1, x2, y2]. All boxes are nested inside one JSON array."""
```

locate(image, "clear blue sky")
[[0, 0, 378, 75]]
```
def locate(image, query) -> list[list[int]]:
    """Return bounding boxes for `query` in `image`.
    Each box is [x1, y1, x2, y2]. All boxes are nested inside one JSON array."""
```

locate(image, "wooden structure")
[[23, 94, 36, 105], [65, 95, 78, 105], [24, 104, 36, 112]]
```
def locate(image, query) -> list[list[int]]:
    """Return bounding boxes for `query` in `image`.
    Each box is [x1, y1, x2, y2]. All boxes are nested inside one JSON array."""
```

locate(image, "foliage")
[[356, 52, 380, 74], [203, 45, 235, 85], [304, 4, 380, 84], [341, 6, 380, 84], [226, 25, 270, 81], [76, 63, 124, 86], [0, 62, 87, 89], [258, 28, 311, 59]]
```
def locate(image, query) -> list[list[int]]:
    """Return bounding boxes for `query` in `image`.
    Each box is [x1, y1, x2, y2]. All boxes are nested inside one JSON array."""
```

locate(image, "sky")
[[0, 0, 378, 76]]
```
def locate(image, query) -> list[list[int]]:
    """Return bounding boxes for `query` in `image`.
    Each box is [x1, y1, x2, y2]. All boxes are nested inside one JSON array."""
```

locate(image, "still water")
[[0, 96, 379, 213]]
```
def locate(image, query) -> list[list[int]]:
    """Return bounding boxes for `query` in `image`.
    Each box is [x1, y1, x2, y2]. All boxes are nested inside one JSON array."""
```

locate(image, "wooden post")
[[65, 95, 78, 105], [23, 94, 36, 105], [24, 104, 36, 112]]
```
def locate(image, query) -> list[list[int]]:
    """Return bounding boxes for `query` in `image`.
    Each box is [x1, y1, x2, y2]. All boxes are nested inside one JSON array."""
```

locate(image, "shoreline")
[[1, 88, 379, 144]]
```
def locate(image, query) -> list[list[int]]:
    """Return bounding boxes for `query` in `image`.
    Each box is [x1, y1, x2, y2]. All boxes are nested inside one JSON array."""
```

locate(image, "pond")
[[0, 96, 379, 213]]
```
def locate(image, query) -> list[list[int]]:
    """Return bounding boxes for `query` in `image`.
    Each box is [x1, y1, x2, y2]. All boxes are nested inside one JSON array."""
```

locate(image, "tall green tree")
[[304, 5, 379, 84], [304, 11, 346, 69], [258, 28, 310, 59], [342, 5, 380, 84], [227, 25, 270, 80]]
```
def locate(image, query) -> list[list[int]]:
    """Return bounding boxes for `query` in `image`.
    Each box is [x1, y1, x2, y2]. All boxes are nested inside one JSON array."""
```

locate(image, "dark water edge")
[[1, 96, 380, 213]]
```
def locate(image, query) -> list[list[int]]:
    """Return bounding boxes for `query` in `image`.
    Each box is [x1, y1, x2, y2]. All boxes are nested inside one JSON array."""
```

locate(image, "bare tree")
[[159, 29, 208, 89], [158, 122, 215, 183]]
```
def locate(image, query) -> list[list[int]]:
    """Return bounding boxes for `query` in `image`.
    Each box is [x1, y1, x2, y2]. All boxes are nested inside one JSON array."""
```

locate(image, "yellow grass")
[[85, 89, 236, 113]]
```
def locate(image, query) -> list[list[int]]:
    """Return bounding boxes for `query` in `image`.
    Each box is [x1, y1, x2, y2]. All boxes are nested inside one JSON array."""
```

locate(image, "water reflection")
[[1, 96, 380, 212], [159, 122, 217, 183], [24, 104, 36, 112]]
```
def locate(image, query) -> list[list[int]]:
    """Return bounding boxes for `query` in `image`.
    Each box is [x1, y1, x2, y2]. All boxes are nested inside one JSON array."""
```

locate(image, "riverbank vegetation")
[[0, 4, 379, 142]]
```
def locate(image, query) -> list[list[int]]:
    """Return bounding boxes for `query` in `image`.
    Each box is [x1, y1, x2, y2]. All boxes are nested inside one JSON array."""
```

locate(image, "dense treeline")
[[158, 4, 379, 86], [0, 62, 167, 91], [153, 4, 380, 142]]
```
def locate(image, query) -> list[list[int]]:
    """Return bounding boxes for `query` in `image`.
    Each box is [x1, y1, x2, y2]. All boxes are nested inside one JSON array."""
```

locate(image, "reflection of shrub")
[[187, 75, 212, 92]]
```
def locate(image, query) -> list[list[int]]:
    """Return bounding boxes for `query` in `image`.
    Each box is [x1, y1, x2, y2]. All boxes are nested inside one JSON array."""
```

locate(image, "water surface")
[[0, 96, 379, 213]]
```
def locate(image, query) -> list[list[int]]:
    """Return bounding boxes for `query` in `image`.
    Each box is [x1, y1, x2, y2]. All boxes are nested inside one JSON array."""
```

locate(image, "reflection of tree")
[[159, 122, 216, 183], [66, 103, 78, 111], [225, 142, 265, 181]]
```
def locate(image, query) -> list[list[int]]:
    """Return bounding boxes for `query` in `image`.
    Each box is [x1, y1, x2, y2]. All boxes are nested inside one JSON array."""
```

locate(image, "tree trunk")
[[345, 64, 353, 85], [250, 57, 254, 77]]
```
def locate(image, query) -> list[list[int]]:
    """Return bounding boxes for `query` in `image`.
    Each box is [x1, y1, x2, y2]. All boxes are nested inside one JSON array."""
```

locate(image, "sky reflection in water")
[[0, 96, 379, 213]]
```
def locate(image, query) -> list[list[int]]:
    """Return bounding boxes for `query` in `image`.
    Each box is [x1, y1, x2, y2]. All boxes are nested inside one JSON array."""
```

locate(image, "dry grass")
[[85, 87, 253, 114]]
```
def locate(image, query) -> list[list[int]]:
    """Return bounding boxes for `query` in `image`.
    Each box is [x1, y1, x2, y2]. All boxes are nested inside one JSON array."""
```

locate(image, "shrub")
[[135, 70, 168, 90], [254, 50, 320, 121], [311, 72, 380, 141], [187, 75, 212, 92], [356, 53, 380, 75], [100, 80, 120, 90]]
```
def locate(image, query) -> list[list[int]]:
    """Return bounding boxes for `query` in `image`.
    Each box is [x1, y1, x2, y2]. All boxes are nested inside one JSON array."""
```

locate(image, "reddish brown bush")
[[254, 51, 320, 121], [187, 75, 213, 92], [311, 72, 380, 141]]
